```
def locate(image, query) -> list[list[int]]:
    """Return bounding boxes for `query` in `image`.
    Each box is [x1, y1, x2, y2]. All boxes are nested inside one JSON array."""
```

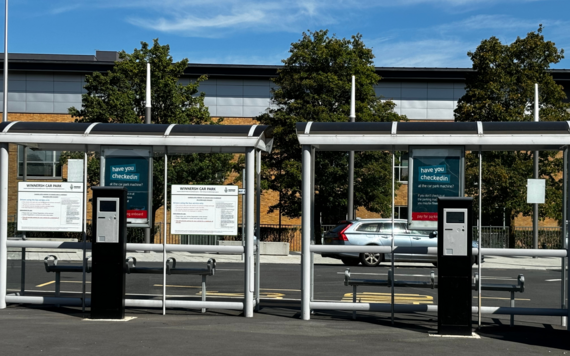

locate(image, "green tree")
[[67, 40, 234, 239], [256, 30, 407, 232], [455, 26, 569, 232]]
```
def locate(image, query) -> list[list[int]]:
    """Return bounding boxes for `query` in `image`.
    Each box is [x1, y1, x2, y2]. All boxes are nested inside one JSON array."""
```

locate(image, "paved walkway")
[[8, 248, 567, 270]]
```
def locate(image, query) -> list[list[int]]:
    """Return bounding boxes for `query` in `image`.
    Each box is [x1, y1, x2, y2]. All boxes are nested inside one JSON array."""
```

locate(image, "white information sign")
[[67, 159, 84, 183], [527, 179, 545, 204], [18, 182, 84, 232], [171, 185, 238, 236]]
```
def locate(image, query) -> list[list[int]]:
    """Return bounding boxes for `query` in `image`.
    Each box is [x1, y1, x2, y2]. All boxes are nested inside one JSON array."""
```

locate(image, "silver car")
[[321, 218, 478, 267]]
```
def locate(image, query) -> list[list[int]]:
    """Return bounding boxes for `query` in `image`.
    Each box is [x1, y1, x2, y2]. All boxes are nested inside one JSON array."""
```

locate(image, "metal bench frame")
[[344, 268, 525, 326], [125, 257, 216, 313]]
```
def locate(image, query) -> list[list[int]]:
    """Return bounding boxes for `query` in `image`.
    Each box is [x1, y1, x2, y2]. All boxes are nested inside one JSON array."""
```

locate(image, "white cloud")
[[46, 0, 544, 37], [49, 4, 82, 15], [123, 1, 339, 37]]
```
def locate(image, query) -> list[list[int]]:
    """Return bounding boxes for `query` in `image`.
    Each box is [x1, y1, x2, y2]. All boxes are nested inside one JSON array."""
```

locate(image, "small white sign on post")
[[18, 182, 84, 232], [527, 179, 545, 204], [67, 159, 84, 183], [171, 185, 238, 236]]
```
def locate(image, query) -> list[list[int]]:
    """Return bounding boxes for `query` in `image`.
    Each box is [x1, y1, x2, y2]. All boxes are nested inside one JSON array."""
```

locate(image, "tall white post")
[[162, 152, 167, 315], [82, 149, 88, 313], [255, 149, 261, 311], [390, 149, 395, 325], [478, 148, 482, 327], [562, 147, 568, 327], [347, 76, 355, 220], [301, 145, 312, 320], [146, 62, 151, 121], [144, 62, 152, 250], [566, 147, 570, 331], [310, 146, 315, 303], [244, 148, 255, 317], [533, 83, 539, 251]]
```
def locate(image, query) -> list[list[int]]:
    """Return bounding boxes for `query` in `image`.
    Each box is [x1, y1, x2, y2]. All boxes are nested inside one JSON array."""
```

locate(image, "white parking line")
[[545, 279, 561, 282]]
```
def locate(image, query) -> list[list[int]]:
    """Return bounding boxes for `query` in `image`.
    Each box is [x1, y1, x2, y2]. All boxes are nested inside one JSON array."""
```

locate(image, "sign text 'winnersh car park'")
[[17, 182, 84, 232], [171, 185, 238, 236]]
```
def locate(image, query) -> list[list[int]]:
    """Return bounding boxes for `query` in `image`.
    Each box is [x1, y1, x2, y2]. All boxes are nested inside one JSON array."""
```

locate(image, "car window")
[[378, 222, 406, 234], [329, 223, 350, 233], [408, 229, 427, 235], [356, 223, 378, 232]]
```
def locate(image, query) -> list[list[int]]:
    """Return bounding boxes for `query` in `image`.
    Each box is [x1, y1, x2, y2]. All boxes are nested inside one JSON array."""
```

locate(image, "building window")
[[18, 146, 62, 178], [394, 206, 408, 220], [394, 152, 408, 183]]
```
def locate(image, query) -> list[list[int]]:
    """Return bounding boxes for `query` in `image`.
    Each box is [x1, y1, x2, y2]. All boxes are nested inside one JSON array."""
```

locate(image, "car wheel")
[[341, 258, 360, 266], [360, 252, 382, 267]]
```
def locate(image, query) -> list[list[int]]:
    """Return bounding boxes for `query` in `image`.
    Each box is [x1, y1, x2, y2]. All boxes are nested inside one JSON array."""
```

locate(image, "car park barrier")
[[344, 268, 526, 326], [125, 256, 216, 313]]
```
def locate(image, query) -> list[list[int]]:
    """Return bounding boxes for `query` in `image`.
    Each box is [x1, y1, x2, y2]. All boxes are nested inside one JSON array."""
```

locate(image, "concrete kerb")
[[7, 248, 566, 269]]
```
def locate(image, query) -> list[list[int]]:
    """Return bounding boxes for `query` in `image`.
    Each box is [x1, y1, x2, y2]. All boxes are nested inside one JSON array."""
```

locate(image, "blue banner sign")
[[409, 147, 464, 229], [103, 149, 152, 226]]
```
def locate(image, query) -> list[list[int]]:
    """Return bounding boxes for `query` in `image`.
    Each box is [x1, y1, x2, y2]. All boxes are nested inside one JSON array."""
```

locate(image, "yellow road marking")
[[260, 288, 300, 292], [341, 292, 433, 305], [35, 280, 91, 287], [473, 296, 530, 301], [36, 281, 55, 287]]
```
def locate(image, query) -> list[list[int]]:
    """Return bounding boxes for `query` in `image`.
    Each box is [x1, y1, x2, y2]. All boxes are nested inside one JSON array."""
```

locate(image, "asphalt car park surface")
[[3, 260, 569, 355]]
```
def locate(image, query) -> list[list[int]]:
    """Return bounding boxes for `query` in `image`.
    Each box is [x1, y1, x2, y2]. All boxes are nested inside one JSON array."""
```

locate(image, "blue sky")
[[4, 0, 570, 68]]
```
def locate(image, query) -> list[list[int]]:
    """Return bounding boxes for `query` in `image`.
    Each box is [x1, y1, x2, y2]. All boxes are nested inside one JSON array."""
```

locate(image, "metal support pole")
[[391, 149, 395, 325], [55, 272, 60, 297], [510, 291, 515, 327], [347, 75, 355, 220], [201, 275, 206, 313], [255, 149, 261, 312], [162, 151, 167, 315], [0, 0, 7, 309], [0, 143, 8, 309], [301, 145, 312, 320], [533, 83, 539, 251], [244, 148, 255, 318], [2, 0, 8, 122], [241, 168, 246, 262], [348, 150, 354, 219], [562, 147, 568, 327], [144, 62, 152, 251], [566, 147, 570, 331], [82, 149, 87, 313], [478, 148, 482, 327], [310, 146, 315, 305], [20, 146, 27, 295]]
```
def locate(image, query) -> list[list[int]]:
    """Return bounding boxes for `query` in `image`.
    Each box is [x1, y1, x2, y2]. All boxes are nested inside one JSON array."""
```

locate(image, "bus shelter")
[[0, 121, 273, 318], [296, 121, 570, 330]]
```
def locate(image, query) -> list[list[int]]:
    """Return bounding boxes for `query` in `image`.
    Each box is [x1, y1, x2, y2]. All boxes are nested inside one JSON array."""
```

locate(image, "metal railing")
[[514, 226, 566, 249], [473, 226, 509, 248]]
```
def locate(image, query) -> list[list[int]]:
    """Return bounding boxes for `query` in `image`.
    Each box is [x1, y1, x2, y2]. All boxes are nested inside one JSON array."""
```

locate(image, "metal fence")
[[473, 226, 509, 248], [513, 226, 566, 249], [9, 209, 564, 251]]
